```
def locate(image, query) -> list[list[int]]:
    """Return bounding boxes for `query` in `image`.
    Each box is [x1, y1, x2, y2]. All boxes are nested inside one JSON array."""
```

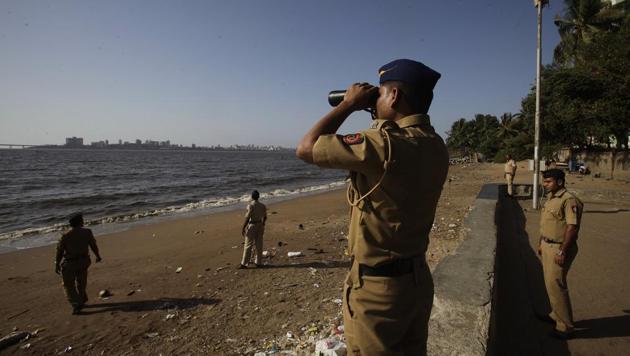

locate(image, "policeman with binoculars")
[[296, 59, 449, 355]]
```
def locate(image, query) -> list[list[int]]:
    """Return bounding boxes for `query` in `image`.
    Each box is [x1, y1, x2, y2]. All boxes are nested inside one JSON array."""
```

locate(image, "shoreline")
[[0, 181, 347, 255]]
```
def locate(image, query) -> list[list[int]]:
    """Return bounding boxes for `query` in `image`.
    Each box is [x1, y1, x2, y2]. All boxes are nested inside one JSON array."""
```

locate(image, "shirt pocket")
[[545, 205, 563, 220]]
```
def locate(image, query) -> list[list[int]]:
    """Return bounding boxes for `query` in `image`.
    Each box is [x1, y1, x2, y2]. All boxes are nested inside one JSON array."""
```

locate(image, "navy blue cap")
[[378, 59, 441, 91]]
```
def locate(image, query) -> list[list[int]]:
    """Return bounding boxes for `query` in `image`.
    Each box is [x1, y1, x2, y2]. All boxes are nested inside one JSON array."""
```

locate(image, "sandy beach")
[[2, 162, 627, 354]]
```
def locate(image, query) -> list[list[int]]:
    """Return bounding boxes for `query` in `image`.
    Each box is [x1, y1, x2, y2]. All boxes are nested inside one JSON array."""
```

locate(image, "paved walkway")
[[493, 189, 630, 355]]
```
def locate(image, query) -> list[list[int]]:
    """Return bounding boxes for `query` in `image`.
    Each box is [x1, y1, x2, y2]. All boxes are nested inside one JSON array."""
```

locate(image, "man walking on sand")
[[297, 59, 448, 355], [239, 190, 267, 269], [55, 213, 102, 315]]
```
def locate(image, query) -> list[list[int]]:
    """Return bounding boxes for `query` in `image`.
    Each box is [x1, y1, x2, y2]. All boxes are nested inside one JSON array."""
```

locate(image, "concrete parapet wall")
[[575, 150, 630, 173], [428, 184, 498, 356]]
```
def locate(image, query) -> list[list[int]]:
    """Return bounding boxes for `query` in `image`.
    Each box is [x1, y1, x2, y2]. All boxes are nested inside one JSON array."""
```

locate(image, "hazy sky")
[[0, 0, 564, 147]]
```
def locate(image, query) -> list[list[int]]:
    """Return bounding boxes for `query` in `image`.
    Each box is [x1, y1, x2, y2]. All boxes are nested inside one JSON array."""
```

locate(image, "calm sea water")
[[0, 149, 345, 252]]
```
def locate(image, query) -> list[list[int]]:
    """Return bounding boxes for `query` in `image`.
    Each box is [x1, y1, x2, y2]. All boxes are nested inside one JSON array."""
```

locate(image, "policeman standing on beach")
[[55, 213, 102, 315], [296, 59, 448, 355], [538, 169, 583, 339], [504, 154, 517, 197], [239, 190, 267, 269]]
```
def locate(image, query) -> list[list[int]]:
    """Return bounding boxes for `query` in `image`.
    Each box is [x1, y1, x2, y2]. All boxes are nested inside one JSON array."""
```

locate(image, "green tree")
[[447, 114, 501, 160], [446, 118, 477, 157], [496, 113, 521, 141], [553, 0, 627, 66], [578, 14, 630, 149]]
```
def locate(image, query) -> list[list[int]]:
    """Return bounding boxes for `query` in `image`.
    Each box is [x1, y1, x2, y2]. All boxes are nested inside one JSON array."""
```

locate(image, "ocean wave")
[[0, 180, 347, 242]]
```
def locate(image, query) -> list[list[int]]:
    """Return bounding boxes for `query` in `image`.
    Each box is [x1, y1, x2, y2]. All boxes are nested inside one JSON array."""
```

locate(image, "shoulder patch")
[[343, 133, 364, 145]]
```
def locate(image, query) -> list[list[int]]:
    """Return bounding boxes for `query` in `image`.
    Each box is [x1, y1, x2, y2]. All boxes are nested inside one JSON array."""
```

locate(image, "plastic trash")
[[315, 337, 347, 356], [287, 251, 303, 258]]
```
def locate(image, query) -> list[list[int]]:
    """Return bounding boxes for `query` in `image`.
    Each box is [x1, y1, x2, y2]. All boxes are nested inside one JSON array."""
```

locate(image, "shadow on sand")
[[573, 311, 630, 339], [80, 297, 219, 315], [256, 260, 350, 270]]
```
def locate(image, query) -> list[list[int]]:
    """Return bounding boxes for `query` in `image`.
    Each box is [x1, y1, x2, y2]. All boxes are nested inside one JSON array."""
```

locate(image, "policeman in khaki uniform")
[[504, 154, 517, 196], [239, 190, 267, 269], [538, 169, 583, 338], [297, 59, 448, 355], [55, 213, 102, 315]]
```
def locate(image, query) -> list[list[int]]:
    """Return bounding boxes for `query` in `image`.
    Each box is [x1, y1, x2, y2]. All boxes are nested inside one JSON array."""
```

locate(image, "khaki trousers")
[[61, 259, 90, 307], [505, 173, 514, 196], [343, 263, 434, 356], [241, 223, 264, 265], [541, 240, 578, 332]]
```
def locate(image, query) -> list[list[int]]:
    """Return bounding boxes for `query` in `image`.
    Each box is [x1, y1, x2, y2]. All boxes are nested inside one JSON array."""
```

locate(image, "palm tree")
[[553, 0, 627, 66], [447, 118, 477, 157], [496, 113, 521, 141]]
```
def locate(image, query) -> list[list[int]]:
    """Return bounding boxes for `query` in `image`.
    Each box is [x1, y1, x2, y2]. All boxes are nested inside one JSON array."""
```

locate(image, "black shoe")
[[535, 313, 555, 325], [72, 307, 82, 315], [550, 329, 572, 340], [237, 264, 247, 269]]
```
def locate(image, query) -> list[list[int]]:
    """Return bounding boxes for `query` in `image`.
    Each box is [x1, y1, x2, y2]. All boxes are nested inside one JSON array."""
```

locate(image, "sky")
[[0, 0, 566, 147]]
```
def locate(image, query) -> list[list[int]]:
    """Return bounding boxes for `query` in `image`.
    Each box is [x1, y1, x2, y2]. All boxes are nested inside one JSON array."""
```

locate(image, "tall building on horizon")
[[65, 137, 83, 147]]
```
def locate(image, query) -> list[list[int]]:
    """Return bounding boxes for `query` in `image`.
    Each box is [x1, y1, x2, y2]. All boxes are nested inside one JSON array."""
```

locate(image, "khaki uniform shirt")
[[56, 227, 98, 262], [245, 200, 267, 223], [504, 159, 516, 175], [540, 188, 583, 242], [313, 114, 449, 268]]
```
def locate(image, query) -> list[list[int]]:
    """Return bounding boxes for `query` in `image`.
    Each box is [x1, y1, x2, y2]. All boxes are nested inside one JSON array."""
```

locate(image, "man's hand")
[[554, 252, 565, 266], [343, 83, 379, 111], [55, 264, 60, 275], [95, 256, 102, 263], [296, 82, 378, 164]]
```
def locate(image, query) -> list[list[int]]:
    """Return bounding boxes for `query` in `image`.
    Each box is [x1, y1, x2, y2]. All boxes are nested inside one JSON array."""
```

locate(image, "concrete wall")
[[428, 184, 498, 356], [575, 151, 630, 174]]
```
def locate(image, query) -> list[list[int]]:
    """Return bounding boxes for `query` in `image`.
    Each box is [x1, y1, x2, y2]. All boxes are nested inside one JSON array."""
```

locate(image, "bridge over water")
[[0, 143, 47, 149]]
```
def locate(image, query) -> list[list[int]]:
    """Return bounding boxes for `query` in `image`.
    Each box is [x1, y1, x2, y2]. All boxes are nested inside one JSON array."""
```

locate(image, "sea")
[[0, 149, 346, 253]]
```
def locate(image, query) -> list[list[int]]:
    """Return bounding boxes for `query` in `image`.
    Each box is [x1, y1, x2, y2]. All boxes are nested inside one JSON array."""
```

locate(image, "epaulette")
[[369, 120, 399, 131]]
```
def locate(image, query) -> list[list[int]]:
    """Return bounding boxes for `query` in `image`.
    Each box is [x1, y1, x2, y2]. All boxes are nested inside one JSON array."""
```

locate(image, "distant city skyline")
[[1, 1, 564, 147], [44, 136, 291, 150]]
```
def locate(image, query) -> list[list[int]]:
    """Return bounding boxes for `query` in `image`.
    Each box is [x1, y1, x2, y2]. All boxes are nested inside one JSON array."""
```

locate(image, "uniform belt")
[[248, 219, 263, 224], [542, 237, 562, 244], [359, 259, 414, 277]]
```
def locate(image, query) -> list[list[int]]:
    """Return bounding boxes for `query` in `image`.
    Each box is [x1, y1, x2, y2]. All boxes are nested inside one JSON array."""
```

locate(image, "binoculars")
[[327, 90, 379, 107], [327, 90, 347, 107]]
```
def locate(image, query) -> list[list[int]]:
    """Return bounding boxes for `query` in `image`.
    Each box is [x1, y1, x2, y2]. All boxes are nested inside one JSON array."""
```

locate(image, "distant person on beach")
[[538, 169, 583, 339], [297, 59, 448, 355], [55, 213, 102, 315], [239, 190, 267, 269], [504, 154, 517, 197]]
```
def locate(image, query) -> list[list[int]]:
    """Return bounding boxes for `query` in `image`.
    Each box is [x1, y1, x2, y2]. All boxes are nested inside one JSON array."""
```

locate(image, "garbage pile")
[[248, 317, 347, 355]]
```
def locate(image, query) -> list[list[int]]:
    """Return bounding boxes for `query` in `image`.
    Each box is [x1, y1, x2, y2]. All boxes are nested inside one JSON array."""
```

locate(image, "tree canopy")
[[446, 1, 629, 162]]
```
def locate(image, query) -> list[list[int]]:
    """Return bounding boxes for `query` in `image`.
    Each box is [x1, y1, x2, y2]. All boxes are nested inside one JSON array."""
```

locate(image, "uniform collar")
[[548, 187, 567, 198], [395, 114, 431, 128]]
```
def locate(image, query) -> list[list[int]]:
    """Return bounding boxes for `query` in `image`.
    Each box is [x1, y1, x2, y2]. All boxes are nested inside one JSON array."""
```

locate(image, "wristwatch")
[[556, 250, 564, 256]]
